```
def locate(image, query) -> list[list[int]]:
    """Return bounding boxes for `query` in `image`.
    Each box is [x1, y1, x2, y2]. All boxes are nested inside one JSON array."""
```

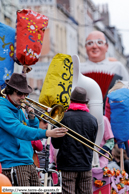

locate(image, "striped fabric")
[[61, 170, 93, 194], [2, 164, 40, 186], [37, 146, 46, 168]]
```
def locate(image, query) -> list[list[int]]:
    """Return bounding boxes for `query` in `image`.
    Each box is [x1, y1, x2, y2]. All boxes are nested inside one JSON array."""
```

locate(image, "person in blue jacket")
[[0, 72, 67, 186]]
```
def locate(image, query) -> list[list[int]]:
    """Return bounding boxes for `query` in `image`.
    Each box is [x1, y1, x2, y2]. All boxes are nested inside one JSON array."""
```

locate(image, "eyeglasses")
[[85, 39, 106, 47], [15, 90, 28, 97]]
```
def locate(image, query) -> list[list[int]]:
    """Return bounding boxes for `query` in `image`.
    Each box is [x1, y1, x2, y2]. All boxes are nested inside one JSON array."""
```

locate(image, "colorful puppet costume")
[[0, 22, 15, 89], [107, 88, 129, 149]]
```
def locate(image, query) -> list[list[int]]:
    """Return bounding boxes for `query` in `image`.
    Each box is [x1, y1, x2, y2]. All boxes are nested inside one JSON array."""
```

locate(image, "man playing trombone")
[[51, 86, 98, 194], [0, 72, 67, 187]]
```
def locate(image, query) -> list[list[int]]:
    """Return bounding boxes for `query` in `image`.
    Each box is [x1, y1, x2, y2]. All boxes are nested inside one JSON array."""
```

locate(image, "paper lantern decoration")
[[0, 22, 15, 89], [0, 174, 12, 194], [39, 53, 73, 110], [14, 9, 48, 66]]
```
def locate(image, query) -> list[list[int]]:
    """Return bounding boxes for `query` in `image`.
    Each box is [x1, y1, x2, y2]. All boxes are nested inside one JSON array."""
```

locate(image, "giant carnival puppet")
[[79, 32, 129, 193], [80, 44, 129, 111]]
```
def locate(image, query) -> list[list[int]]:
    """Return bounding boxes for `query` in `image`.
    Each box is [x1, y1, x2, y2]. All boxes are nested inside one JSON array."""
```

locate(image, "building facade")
[[0, 0, 128, 101]]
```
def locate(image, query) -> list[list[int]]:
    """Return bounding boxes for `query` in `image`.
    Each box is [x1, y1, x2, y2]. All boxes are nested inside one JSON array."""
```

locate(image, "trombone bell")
[[49, 104, 65, 124], [25, 97, 65, 124]]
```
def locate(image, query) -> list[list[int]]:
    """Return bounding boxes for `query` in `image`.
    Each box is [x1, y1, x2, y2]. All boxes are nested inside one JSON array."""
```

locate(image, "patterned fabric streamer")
[[39, 53, 73, 110], [0, 22, 15, 89]]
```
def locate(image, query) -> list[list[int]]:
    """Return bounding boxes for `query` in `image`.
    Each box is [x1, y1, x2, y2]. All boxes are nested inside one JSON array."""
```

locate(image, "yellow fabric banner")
[[39, 53, 73, 110]]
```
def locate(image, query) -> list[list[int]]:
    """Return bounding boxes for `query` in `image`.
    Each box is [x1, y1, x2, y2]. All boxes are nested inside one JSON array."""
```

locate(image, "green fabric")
[[104, 138, 114, 150]]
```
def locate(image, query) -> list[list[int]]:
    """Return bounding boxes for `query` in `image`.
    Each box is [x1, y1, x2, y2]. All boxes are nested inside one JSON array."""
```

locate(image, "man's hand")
[[25, 102, 35, 120], [46, 127, 68, 138]]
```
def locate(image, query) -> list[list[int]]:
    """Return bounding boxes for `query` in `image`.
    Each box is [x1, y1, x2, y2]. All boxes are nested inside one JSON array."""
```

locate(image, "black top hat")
[[70, 86, 89, 103], [5, 73, 32, 93]]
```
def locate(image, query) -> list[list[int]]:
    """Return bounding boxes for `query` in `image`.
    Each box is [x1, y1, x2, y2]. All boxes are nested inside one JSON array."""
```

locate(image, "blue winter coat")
[[0, 97, 47, 168]]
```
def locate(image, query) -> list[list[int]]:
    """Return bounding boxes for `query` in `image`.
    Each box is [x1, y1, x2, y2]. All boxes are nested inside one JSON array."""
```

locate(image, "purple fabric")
[[92, 167, 129, 193], [92, 167, 111, 191]]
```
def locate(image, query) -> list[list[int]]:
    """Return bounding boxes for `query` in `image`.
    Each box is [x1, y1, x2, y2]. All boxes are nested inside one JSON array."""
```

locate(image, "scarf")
[[7, 95, 20, 108], [67, 102, 89, 112]]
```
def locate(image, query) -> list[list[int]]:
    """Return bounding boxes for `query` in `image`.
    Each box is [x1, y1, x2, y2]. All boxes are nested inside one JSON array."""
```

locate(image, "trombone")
[[25, 97, 65, 124], [24, 97, 113, 161], [1, 89, 113, 161]]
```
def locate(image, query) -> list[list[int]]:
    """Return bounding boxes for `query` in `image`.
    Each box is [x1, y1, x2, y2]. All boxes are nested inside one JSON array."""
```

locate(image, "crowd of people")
[[0, 30, 129, 194]]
